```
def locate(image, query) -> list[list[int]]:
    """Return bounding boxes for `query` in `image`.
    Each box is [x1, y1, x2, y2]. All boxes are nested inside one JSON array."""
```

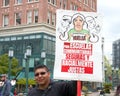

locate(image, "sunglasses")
[[35, 72, 47, 76]]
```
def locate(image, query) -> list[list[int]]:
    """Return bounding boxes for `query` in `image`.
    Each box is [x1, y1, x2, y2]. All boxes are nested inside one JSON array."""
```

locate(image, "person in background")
[[14, 88, 17, 96], [0, 80, 4, 96], [99, 89, 105, 96], [28, 64, 76, 96], [0, 80, 2, 96], [28, 85, 33, 92], [0, 74, 12, 96], [115, 84, 120, 96]]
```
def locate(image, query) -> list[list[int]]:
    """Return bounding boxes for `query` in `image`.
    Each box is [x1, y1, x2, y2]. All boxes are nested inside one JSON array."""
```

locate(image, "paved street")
[[82, 91, 115, 96]]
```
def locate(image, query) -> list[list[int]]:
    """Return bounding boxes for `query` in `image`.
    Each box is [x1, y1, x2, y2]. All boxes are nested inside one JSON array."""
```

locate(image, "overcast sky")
[[97, 0, 120, 57]]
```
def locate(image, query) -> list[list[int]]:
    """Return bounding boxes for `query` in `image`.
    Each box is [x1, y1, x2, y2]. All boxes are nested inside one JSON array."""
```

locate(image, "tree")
[[0, 54, 22, 77], [17, 78, 36, 85], [103, 56, 112, 93], [104, 56, 112, 82], [103, 83, 112, 93]]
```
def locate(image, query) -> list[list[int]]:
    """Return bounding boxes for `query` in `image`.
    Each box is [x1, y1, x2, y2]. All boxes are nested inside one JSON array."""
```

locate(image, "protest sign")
[[54, 9, 103, 82]]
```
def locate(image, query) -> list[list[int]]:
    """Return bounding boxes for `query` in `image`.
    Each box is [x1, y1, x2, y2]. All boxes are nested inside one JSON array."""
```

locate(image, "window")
[[70, 3, 73, 10], [15, 12, 21, 25], [51, 0, 56, 5], [3, 0, 9, 6], [92, 0, 96, 10], [3, 15, 9, 27], [28, 0, 32, 2], [63, 0, 67, 9], [48, 0, 50, 3], [60, 0, 62, 8], [47, 11, 51, 24], [34, 10, 38, 23], [34, 58, 40, 67], [84, 0, 89, 5], [4, 37, 10, 41], [52, 13, 55, 25], [11, 37, 16, 41], [24, 36, 29, 39], [90, 0, 95, 9], [15, 0, 22, 4], [34, 0, 38, 1], [17, 37, 22, 40], [30, 35, 35, 39], [36, 34, 41, 38], [73, 5, 78, 10], [27, 10, 32, 24], [48, 0, 56, 5]]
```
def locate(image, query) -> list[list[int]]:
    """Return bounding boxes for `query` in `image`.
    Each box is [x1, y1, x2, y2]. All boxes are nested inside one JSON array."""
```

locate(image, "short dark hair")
[[34, 64, 49, 72]]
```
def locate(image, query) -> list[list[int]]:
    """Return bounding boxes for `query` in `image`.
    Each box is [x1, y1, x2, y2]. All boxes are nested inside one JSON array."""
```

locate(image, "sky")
[[97, 0, 120, 58]]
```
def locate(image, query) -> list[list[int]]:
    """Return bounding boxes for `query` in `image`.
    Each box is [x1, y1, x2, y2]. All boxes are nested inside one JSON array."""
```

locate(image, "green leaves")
[[0, 53, 22, 77], [17, 78, 36, 85]]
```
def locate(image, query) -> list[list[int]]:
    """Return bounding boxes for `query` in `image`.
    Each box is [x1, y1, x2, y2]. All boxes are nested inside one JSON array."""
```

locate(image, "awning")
[[16, 71, 34, 79]]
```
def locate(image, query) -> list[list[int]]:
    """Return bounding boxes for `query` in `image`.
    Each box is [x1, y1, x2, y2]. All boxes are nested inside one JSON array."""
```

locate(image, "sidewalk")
[[82, 90, 115, 96]]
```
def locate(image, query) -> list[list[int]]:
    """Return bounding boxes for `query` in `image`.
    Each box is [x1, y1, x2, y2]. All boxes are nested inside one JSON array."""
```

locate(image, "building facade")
[[112, 39, 120, 87], [112, 39, 120, 68], [0, 0, 97, 79]]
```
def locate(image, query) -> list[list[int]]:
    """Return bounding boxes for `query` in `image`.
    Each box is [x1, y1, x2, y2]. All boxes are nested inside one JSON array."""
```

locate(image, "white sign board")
[[54, 9, 103, 82]]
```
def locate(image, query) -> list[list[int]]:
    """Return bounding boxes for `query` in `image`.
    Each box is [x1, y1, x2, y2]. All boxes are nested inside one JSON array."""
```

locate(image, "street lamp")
[[112, 67, 114, 89], [104, 67, 107, 82], [25, 46, 31, 94], [101, 37, 104, 88], [41, 49, 46, 65], [116, 67, 119, 86], [8, 47, 14, 80]]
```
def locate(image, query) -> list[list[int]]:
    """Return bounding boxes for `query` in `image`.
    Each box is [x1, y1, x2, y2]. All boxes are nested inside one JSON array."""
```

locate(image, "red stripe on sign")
[[61, 66, 93, 74]]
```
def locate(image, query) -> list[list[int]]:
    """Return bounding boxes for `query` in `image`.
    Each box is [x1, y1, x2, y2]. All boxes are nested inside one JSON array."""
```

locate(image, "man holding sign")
[[28, 65, 77, 96]]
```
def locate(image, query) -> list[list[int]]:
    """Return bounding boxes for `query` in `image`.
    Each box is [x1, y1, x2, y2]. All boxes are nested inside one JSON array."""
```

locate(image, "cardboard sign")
[[54, 10, 103, 82]]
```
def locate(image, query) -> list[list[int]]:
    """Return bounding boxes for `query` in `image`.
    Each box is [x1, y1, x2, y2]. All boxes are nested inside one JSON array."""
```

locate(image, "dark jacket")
[[1, 80, 12, 96], [0, 86, 2, 96], [28, 80, 76, 96]]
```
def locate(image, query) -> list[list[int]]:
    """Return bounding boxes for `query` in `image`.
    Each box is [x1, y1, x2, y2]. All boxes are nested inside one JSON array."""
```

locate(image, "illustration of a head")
[[86, 16, 96, 30], [72, 13, 85, 31], [61, 15, 71, 28]]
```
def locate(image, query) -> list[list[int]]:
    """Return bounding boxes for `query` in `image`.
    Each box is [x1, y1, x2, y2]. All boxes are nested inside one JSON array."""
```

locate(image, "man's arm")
[[57, 80, 77, 96]]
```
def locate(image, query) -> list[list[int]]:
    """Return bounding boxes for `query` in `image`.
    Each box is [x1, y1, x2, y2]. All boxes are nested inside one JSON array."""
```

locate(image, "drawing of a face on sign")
[[73, 13, 85, 31], [86, 16, 101, 43], [58, 15, 72, 41], [58, 12, 101, 43], [68, 13, 90, 42]]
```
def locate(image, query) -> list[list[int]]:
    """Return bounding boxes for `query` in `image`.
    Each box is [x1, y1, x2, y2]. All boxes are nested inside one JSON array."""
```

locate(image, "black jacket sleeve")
[[57, 81, 77, 96]]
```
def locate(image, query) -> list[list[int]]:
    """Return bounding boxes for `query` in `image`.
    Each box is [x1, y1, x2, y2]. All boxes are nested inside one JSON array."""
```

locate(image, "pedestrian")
[[0, 80, 4, 96], [0, 74, 13, 96], [115, 84, 120, 96], [14, 88, 17, 96], [99, 89, 105, 96], [0, 83, 2, 96], [28, 64, 77, 96], [28, 85, 33, 92]]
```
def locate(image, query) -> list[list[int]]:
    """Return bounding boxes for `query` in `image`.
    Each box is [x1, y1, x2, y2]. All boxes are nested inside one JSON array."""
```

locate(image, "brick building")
[[0, 0, 97, 83]]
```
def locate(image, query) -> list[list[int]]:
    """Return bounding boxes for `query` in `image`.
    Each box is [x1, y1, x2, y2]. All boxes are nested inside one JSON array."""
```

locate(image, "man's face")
[[1, 76, 6, 81], [34, 68, 50, 86]]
